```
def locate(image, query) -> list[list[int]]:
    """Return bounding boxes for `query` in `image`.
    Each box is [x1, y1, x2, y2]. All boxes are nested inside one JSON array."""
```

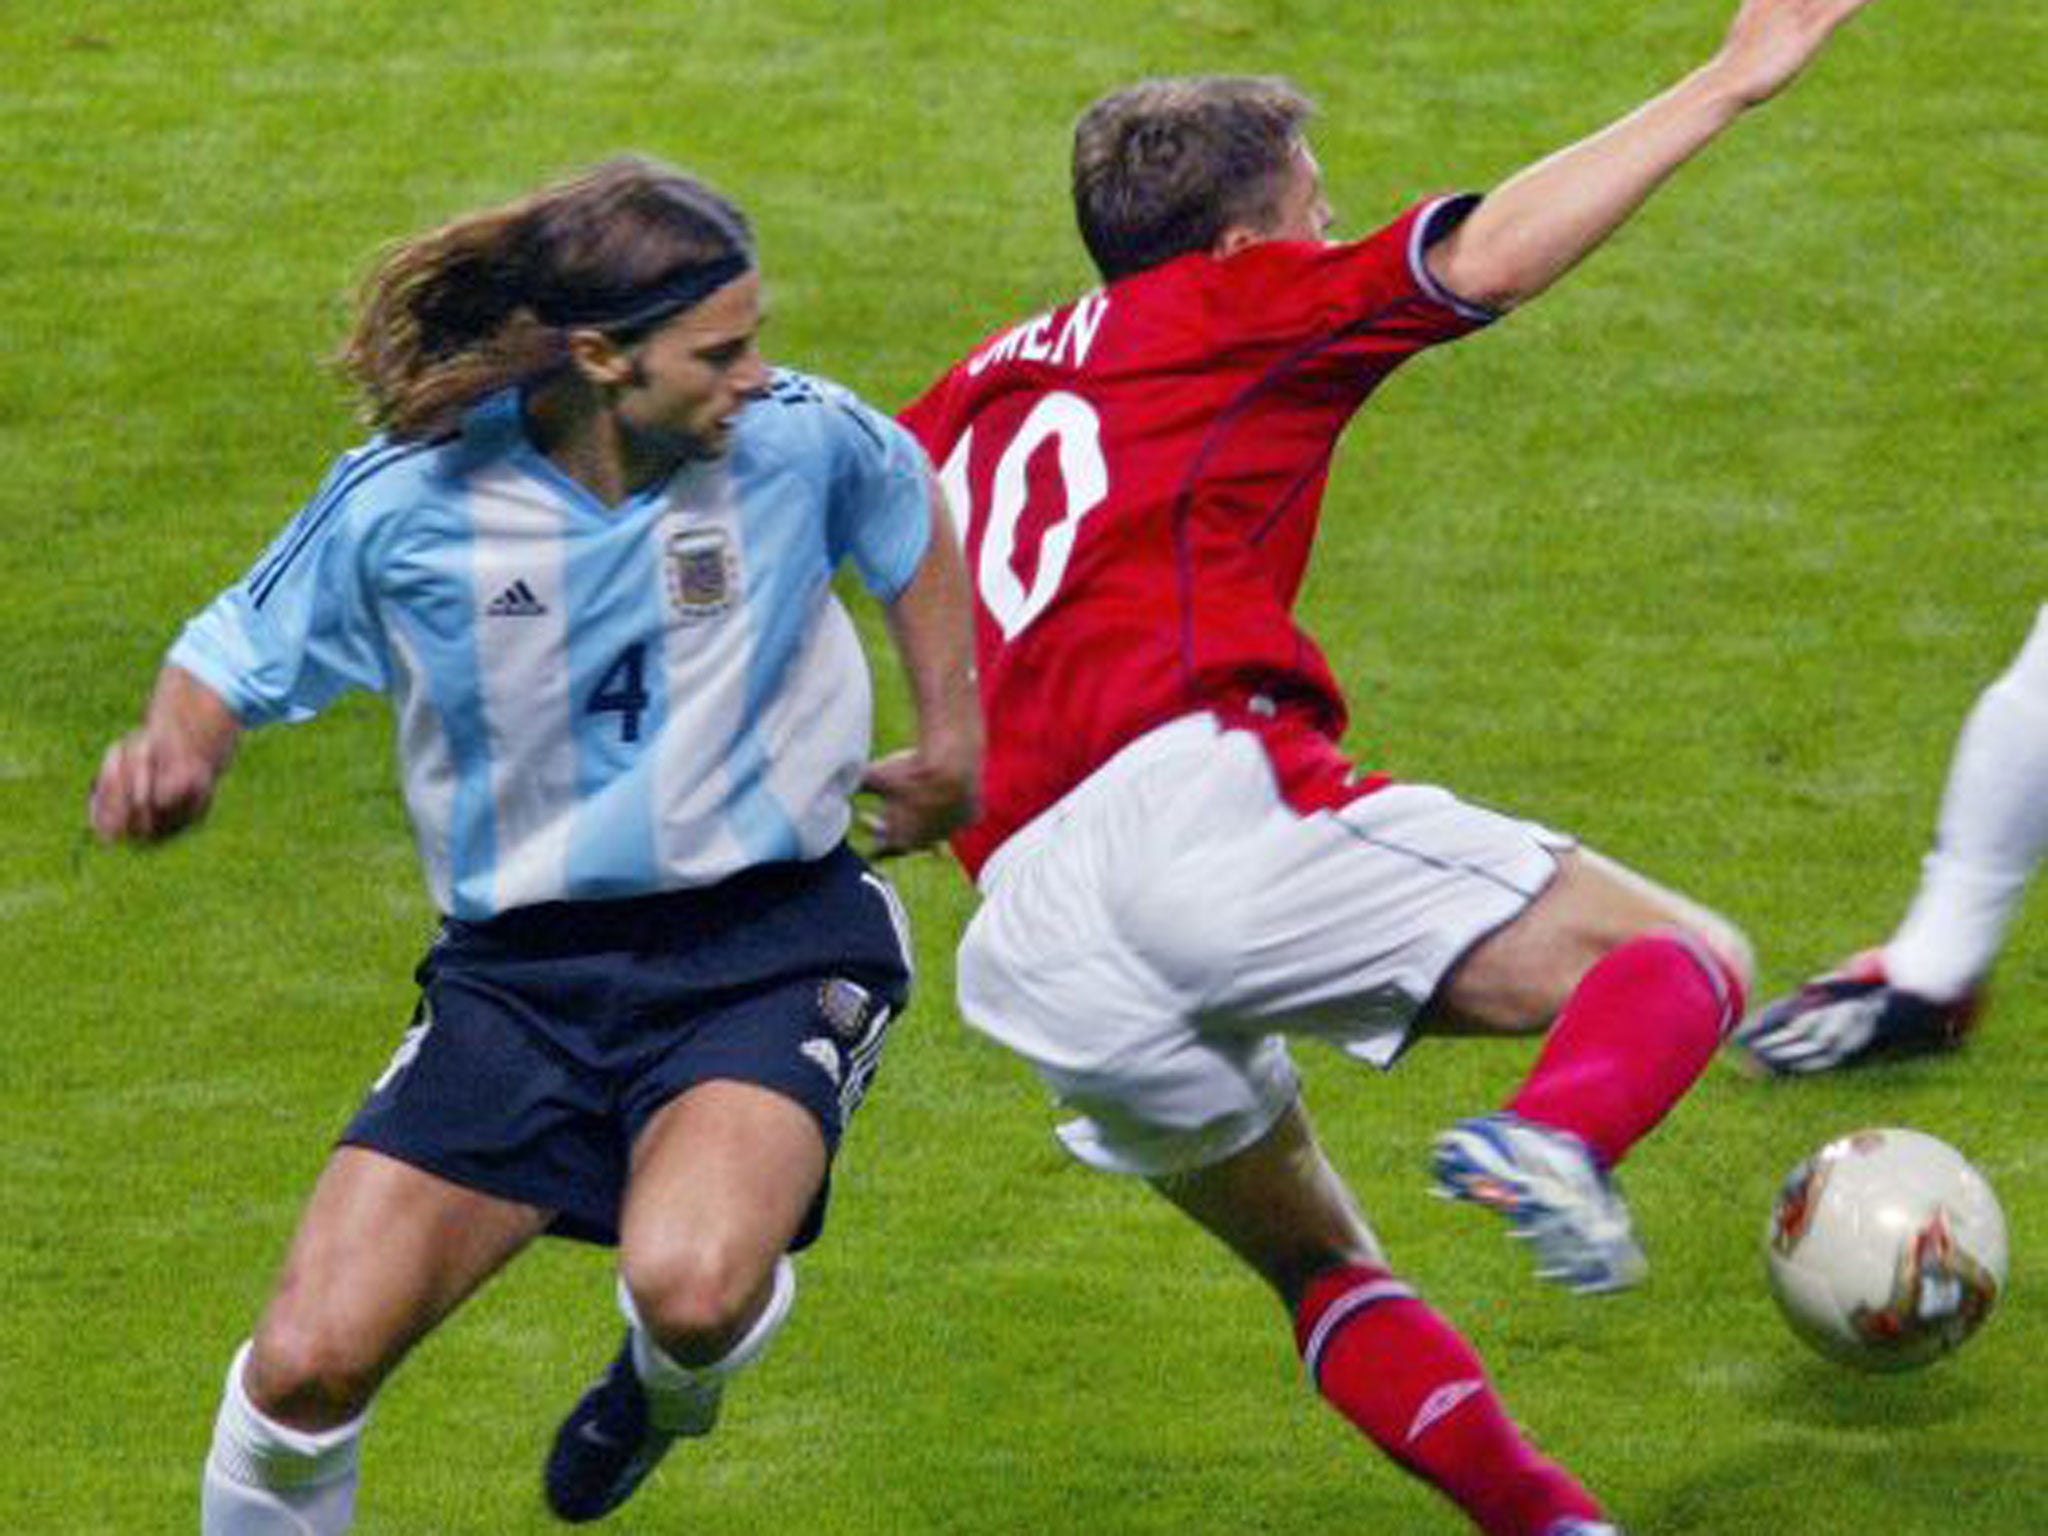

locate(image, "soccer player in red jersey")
[[902, 3, 1877, 1532]]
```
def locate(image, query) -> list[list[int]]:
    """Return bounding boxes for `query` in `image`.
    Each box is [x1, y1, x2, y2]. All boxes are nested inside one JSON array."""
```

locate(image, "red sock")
[[1507, 931, 1744, 1169], [1294, 1265, 1603, 1536]]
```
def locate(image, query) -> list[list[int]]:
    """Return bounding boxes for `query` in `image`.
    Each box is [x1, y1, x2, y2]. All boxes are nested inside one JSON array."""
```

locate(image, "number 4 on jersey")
[[588, 641, 651, 743], [937, 392, 1108, 640]]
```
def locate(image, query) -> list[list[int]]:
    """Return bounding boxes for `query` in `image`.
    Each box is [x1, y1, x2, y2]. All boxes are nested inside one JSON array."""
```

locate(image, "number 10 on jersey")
[[937, 392, 1108, 640]]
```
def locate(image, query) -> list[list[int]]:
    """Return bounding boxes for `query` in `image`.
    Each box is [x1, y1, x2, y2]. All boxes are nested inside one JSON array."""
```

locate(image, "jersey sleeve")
[[816, 379, 935, 602], [167, 455, 393, 725], [1406, 194, 1496, 320]]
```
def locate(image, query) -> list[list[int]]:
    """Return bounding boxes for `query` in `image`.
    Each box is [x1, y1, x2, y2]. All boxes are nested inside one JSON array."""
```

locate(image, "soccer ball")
[[1764, 1127, 2007, 1372]]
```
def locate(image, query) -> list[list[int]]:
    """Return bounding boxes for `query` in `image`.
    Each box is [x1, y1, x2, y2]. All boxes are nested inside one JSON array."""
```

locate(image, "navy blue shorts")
[[340, 844, 911, 1250]]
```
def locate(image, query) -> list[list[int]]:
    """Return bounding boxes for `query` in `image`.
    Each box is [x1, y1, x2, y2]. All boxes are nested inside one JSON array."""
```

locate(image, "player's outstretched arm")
[[1427, 0, 1879, 312], [89, 664, 241, 845], [860, 482, 983, 857]]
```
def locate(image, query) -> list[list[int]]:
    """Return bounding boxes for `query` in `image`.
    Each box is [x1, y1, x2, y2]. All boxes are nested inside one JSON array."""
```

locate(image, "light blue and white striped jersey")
[[171, 369, 933, 920]]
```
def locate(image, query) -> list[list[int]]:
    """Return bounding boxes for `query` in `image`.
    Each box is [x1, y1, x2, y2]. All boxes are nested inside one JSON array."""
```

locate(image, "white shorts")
[[957, 714, 1569, 1176]]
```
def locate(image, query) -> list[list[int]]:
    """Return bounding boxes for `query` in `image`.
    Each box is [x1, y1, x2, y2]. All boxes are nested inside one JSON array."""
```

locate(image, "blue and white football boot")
[[1430, 1112, 1647, 1294]]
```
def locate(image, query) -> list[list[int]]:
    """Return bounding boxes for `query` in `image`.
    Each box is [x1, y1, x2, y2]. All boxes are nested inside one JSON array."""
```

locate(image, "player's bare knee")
[[245, 1316, 382, 1427], [1616, 891, 1753, 1007], [620, 1245, 770, 1364], [1554, 850, 1754, 994], [1679, 909, 1754, 1000]]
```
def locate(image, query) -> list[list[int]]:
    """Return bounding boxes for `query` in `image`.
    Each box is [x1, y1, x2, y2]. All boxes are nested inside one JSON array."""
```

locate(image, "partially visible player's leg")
[[1736, 606, 2048, 1074], [952, 725, 1618, 1532], [1889, 604, 2048, 1000], [619, 1079, 821, 1364], [1188, 759, 1743, 1290], [205, 1148, 548, 1535], [544, 1081, 825, 1523], [1435, 848, 1749, 1163], [1426, 848, 1748, 1041], [547, 851, 910, 1522], [1154, 1101, 1611, 1536], [1426, 849, 1749, 1290]]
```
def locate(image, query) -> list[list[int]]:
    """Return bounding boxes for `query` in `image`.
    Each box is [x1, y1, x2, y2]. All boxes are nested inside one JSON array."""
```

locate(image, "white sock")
[[618, 1256, 797, 1435], [1888, 606, 2048, 1001], [201, 1342, 366, 1536]]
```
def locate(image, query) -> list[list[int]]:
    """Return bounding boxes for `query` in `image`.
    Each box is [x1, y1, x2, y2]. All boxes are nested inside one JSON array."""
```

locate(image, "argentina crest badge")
[[816, 978, 878, 1043], [665, 525, 738, 625]]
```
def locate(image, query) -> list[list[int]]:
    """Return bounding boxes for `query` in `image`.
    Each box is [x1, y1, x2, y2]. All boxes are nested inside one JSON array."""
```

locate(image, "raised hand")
[[1709, 0, 1880, 107]]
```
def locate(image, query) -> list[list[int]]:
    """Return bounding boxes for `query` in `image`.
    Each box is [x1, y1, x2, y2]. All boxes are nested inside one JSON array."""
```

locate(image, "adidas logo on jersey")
[[486, 579, 548, 617]]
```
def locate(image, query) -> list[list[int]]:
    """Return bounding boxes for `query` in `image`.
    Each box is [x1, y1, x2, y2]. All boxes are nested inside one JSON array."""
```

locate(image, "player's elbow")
[[1425, 222, 1561, 313], [1430, 245, 1543, 313]]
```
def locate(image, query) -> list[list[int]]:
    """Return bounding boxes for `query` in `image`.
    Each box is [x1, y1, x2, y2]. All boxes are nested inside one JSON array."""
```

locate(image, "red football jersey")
[[901, 196, 1494, 876]]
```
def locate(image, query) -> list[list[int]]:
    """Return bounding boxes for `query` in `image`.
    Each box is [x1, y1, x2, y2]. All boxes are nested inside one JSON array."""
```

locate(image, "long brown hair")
[[1071, 77, 1311, 283], [339, 156, 753, 439]]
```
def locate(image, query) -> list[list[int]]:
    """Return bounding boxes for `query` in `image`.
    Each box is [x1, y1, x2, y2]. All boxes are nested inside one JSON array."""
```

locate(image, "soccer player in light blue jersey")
[[90, 156, 980, 1532]]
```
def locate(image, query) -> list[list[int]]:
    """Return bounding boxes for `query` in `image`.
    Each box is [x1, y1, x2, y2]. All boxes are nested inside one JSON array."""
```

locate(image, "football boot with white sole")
[[1430, 1112, 1647, 1294]]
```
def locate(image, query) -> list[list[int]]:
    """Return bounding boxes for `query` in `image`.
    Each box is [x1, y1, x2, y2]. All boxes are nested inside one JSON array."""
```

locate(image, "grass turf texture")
[[4, 0, 2043, 1530]]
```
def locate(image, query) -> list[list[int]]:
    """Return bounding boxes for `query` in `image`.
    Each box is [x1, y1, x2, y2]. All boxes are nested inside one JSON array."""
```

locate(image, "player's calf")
[[1296, 1263, 1616, 1534]]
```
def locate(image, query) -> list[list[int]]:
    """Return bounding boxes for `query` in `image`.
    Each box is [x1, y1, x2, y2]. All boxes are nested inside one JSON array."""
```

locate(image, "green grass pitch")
[[4, 1, 2042, 1530]]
